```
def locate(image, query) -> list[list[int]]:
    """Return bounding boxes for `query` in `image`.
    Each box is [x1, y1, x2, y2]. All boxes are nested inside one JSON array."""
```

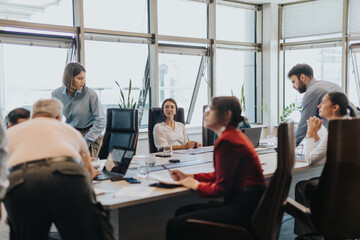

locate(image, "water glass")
[[137, 160, 149, 178], [267, 135, 277, 148], [163, 145, 173, 156], [145, 155, 156, 167], [91, 158, 100, 170]]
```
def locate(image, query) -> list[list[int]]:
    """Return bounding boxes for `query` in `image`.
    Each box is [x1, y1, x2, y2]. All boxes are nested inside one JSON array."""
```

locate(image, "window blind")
[[282, 0, 343, 39], [349, 0, 360, 35]]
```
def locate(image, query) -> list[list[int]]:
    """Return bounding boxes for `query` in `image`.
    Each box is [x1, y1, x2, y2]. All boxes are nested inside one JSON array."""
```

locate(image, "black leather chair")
[[148, 107, 185, 153], [202, 105, 215, 147], [285, 118, 360, 240], [98, 108, 139, 159], [183, 121, 295, 240]]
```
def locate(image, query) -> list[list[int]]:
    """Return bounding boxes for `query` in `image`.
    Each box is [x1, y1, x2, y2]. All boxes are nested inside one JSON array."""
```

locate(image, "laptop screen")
[[242, 128, 262, 148], [103, 147, 135, 174]]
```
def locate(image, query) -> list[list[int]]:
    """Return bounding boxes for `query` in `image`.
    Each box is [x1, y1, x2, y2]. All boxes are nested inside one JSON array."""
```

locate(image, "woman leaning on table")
[[153, 98, 201, 151], [52, 62, 105, 158], [166, 96, 266, 240]]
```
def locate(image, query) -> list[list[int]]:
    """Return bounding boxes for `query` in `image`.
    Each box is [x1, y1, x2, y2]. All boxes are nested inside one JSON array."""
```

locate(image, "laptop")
[[94, 146, 135, 181], [242, 128, 262, 148]]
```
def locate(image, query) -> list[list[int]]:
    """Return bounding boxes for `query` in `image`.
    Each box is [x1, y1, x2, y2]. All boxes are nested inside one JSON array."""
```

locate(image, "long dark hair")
[[158, 98, 178, 123], [211, 96, 244, 128], [328, 92, 356, 117]]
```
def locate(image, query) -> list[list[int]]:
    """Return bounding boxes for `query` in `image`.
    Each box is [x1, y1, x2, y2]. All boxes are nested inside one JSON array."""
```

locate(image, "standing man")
[[288, 64, 343, 146], [0, 112, 9, 220], [4, 99, 113, 240]]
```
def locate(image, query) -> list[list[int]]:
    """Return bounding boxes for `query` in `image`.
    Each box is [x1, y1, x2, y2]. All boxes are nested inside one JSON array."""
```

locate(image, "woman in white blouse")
[[153, 98, 201, 151], [305, 92, 356, 165]]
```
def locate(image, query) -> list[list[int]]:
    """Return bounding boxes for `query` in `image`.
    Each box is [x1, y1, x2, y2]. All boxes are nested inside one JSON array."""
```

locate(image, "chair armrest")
[[183, 219, 255, 240], [284, 197, 313, 226]]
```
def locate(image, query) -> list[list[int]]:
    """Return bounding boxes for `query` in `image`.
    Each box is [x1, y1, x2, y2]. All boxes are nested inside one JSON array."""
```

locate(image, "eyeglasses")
[[205, 106, 212, 113]]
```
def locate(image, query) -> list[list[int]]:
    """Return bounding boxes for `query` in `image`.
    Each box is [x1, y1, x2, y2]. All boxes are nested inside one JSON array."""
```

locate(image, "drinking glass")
[[91, 158, 100, 170], [145, 155, 156, 167], [137, 160, 149, 178], [163, 145, 173, 156]]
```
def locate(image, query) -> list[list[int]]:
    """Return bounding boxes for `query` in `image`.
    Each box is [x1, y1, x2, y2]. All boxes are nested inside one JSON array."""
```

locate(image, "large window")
[[1, 44, 69, 112], [216, 49, 256, 122], [84, 40, 149, 125], [158, 53, 208, 126]]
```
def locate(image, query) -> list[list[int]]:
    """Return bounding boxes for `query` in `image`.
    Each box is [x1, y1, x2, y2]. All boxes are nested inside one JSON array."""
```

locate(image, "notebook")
[[94, 146, 135, 181], [242, 128, 262, 148]]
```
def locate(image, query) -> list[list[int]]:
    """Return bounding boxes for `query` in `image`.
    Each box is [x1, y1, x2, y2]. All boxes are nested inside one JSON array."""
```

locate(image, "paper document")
[[148, 173, 180, 185], [175, 147, 214, 155], [112, 186, 155, 198], [93, 188, 111, 196]]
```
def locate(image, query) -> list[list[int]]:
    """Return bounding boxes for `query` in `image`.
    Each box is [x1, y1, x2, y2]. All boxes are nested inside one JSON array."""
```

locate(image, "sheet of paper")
[[93, 188, 111, 196], [112, 186, 155, 198], [148, 173, 180, 185]]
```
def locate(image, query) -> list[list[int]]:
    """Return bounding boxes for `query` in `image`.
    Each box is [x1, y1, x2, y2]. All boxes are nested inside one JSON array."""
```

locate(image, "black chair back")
[[98, 108, 139, 159], [202, 105, 215, 147], [310, 118, 360, 239], [251, 121, 295, 240], [148, 107, 185, 153]]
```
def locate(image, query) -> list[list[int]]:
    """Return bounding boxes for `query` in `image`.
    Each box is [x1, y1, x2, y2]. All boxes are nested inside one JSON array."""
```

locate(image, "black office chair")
[[183, 121, 295, 240], [148, 107, 185, 153], [285, 118, 360, 240], [98, 108, 139, 159], [202, 105, 215, 147]]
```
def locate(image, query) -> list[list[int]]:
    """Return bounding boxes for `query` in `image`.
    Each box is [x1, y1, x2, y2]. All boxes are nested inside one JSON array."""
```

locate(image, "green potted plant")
[[115, 79, 137, 108], [280, 103, 302, 122]]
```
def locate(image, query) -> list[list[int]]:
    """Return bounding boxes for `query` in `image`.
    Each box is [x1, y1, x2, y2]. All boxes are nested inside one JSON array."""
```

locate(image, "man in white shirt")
[[4, 99, 113, 240]]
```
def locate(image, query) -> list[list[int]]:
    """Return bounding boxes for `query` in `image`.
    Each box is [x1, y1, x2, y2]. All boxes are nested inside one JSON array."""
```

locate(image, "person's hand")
[[195, 142, 202, 148], [184, 141, 196, 149], [179, 177, 200, 190], [307, 117, 322, 138], [91, 168, 102, 179], [169, 170, 191, 181]]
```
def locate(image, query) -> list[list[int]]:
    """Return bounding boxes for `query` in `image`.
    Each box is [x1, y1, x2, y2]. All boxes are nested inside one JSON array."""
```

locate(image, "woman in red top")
[[166, 96, 266, 240]]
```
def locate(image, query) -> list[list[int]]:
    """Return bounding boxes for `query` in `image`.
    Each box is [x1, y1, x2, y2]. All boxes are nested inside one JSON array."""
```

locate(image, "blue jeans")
[[4, 159, 113, 240]]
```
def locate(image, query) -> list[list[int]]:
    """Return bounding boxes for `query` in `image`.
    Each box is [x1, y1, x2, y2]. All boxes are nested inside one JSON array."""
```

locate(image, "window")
[[158, 0, 207, 39], [216, 5, 256, 42], [1, 44, 69, 113], [84, 40, 149, 125], [216, 48, 256, 122], [282, 47, 342, 122], [83, 0, 148, 33], [158, 53, 209, 126], [0, 0, 73, 26]]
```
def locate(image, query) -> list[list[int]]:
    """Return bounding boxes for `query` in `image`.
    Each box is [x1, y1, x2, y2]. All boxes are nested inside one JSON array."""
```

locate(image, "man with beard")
[[288, 64, 342, 146]]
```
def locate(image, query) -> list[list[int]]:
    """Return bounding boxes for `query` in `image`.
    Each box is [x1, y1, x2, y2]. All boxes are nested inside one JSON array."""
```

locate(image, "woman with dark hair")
[[153, 98, 201, 151], [294, 91, 356, 238], [166, 96, 266, 240], [52, 63, 105, 158], [304, 91, 356, 166]]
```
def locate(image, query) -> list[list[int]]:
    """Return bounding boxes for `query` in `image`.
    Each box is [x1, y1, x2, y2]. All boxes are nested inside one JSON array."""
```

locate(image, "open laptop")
[[94, 146, 135, 181], [242, 128, 262, 148]]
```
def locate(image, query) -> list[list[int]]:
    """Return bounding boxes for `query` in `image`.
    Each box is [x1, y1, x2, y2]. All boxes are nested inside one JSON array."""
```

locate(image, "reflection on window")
[[349, 46, 360, 106], [158, 53, 209, 126], [216, 5, 255, 42], [84, 40, 148, 125], [158, 0, 207, 39], [83, 0, 148, 33], [283, 47, 342, 122], [216, 49, 256, 122], [0, 0, 73, 26], [1, 44, 68, 113]]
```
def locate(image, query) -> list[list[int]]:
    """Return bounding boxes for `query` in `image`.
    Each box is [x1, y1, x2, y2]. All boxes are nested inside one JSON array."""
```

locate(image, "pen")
[[162, 165, 172, 173]]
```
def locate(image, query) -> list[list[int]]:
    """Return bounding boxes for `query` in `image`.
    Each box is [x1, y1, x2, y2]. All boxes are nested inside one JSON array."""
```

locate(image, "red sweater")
[[194, 126, 266, 198]]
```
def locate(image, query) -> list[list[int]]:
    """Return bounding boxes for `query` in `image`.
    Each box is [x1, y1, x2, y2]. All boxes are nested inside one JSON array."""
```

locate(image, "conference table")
[[94, 146, 310, 240]]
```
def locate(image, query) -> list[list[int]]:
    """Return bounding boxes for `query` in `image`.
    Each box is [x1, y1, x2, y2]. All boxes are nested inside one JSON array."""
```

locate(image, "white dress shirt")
[[0, 112, 9, 199], [153, 122, 188, 151], [304, 126, 328, 166]]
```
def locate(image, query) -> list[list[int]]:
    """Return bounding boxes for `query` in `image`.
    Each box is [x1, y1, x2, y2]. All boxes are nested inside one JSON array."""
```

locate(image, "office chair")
[[202, 105, 215, 147], [183, 121, 295, 240], [148, 107, 185, 153], [285, 118, 360, 240], [98, 108, 139, 159]]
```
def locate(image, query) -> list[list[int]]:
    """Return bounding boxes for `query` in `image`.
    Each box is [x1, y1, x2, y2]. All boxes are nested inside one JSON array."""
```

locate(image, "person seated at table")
[[153, 98, 201, 151], [5, 107, 30, 128], [294, 91, 356, 239], [166, 96, 266, 240]]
